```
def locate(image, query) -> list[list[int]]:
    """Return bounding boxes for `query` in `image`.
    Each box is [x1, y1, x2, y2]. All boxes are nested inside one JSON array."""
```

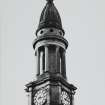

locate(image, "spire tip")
[[46, 0, 54, 3]]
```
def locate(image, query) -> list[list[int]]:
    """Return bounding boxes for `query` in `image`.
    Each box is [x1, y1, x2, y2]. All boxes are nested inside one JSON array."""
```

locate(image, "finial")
[[46, 0, 54, 3]]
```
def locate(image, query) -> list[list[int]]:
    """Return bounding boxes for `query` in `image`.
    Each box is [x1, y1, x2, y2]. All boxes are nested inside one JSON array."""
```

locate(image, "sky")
[[0, 0, 105, 105]]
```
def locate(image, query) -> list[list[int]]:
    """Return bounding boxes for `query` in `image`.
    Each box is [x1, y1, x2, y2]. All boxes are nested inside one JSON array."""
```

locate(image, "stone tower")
[[25, 0, 77, 105]]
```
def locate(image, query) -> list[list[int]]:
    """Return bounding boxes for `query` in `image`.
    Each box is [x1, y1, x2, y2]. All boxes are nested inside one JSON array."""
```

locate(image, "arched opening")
[[59, 47, 66, 78]]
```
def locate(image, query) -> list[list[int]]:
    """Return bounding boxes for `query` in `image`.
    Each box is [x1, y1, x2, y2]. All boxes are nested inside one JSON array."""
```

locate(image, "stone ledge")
[[33, 35, 68, 49], [25, 72, 77, 92]]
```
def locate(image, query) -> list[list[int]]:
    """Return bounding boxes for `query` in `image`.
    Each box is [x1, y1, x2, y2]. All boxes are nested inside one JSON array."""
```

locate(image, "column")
[[56, 46, 60, 73], [61, 50, 66, 78], [28, 87, 32, 105], [42, 50, 45, 72], [70, 90, 75, 105], [36, 49, 40, 76], [40, 51, 44, 74], [45, 46, 49, 72]]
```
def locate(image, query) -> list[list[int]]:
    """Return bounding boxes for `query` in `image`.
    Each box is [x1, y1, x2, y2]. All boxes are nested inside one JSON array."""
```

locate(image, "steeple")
[[25, 1, 77, 105], [36, 0, 64, 35]]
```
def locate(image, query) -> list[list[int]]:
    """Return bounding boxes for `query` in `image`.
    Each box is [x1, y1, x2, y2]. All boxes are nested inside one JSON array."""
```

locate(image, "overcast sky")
[[0, 0, 105, 105]]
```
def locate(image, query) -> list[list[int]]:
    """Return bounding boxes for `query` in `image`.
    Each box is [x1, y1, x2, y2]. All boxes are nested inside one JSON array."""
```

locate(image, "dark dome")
[[36, 1, 64, 34]]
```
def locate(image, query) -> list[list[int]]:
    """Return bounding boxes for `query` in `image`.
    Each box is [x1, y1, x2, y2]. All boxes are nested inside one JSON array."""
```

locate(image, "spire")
[[36, 0, 64, 35]]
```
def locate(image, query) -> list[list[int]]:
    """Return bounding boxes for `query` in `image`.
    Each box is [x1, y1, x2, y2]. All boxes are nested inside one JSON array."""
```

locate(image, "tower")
[[25, 0, 77, 105]]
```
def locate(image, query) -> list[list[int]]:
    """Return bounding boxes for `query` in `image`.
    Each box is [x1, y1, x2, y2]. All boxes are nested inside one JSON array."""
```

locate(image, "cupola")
[[36, 0, 65, 36]]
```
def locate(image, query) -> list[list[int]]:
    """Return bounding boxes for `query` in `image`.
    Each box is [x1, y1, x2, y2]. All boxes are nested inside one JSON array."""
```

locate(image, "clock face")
[[61, 91, 70, 105], [34, 89, 47, 105]]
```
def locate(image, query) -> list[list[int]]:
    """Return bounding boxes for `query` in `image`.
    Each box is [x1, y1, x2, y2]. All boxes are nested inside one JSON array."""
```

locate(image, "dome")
[[36, 0, 64, 35]]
